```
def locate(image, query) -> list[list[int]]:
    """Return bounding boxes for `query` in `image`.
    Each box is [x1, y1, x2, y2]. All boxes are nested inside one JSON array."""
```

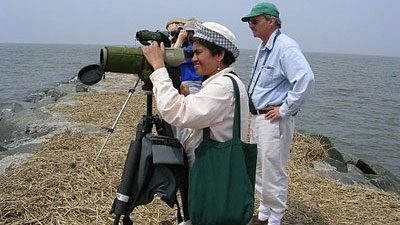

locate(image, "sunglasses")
[[248, 18, 259, 25]]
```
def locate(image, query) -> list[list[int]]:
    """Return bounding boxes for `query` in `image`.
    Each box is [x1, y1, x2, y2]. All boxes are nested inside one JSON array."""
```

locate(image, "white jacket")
[[150, 67, 249, 166]]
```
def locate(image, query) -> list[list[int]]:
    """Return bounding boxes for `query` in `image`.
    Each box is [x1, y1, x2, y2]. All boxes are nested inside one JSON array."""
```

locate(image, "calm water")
[[237, 50, 400, 178], [0, 43, 101, 103], [0, 43, 399, 177]]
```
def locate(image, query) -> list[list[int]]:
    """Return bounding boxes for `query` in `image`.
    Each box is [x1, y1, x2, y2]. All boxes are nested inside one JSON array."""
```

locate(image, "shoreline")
[[0, 76, 93, 174], [0, 73, 399, 224]]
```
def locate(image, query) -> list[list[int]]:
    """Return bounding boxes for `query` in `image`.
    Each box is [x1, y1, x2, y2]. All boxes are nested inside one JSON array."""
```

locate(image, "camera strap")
[[247, 29, 281, 112]]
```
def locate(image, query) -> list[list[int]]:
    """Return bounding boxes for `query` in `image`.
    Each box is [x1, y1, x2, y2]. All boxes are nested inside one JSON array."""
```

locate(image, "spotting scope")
[[78, 46, 193, 88]]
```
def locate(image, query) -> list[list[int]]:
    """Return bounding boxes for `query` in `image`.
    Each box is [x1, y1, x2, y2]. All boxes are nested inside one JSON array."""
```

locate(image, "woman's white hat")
[[193, 22, 240, 58]]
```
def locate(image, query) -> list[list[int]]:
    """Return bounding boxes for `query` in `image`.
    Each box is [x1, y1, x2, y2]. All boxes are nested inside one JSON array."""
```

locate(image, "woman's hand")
[[142, 41, 166, 70]]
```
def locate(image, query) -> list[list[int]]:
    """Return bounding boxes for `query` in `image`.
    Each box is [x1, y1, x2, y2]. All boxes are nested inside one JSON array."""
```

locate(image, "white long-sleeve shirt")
[[150, 67, 249, 165]]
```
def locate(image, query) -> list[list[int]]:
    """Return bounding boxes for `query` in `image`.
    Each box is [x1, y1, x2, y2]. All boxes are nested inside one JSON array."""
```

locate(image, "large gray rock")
[[311, 135, 400, 195], [356, 159, 400, 195], [323, 157, 348, 173], [312, 161, 373, 187]]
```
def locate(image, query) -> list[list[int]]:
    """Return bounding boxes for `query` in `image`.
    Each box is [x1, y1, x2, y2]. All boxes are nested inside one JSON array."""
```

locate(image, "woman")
[[142, 22, 249, 167]]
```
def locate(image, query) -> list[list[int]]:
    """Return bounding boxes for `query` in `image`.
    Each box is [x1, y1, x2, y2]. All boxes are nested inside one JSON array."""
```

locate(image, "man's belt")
[[250, 109, 271, 115], [250, 104, 282, 115]]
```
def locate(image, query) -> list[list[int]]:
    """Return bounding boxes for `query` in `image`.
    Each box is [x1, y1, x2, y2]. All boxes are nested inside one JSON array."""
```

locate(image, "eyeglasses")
[[248, 18, 259, 25]]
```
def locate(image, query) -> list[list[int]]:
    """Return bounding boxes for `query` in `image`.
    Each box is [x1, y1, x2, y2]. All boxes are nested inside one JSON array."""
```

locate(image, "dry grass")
[[1, 74, 399, 224], [286, 134, 400, 224]]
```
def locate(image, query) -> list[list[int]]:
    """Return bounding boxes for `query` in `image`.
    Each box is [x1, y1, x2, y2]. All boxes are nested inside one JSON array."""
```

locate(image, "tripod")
[[95, 78, 139, 161], [95, 79, 173, 161], [105, 79, 179, 225]]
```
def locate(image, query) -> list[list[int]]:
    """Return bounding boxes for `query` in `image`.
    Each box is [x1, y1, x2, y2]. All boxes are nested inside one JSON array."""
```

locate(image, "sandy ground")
[[0, 73, 399, 225]]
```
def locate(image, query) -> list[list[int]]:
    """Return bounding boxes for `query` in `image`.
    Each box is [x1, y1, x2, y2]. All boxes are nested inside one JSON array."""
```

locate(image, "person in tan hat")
[[242, 2, 315, 225], [169, 18, 204, 151], [171, 18, 203, 95], [166, 18, 187, 45]]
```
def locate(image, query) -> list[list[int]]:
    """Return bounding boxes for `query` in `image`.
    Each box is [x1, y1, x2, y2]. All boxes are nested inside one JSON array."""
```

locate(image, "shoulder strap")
[[224, 74, 241, 140], [203, 73, 241, 140], [248, 29, 281, 97]]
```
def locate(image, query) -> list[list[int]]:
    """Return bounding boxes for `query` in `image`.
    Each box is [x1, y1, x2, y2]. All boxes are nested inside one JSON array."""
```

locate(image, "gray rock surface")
[[0, 78, 88, 175], [312, 135, 400, 195], [0, 73, 138, 176]]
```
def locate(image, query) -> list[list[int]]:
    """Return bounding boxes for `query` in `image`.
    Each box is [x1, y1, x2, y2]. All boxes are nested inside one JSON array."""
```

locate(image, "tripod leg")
[[95, 79, 140, 161]]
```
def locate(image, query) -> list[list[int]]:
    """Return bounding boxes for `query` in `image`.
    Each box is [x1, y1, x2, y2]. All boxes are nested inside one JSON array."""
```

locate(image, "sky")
[[1, 0, 400, 57]]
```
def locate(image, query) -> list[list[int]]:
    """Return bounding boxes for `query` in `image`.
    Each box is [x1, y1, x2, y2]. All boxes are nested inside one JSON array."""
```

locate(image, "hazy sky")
[[1, 0, 399, 57]]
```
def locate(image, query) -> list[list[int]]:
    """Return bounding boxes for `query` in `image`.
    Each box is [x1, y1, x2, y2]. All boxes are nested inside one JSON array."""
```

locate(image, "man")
[[241, 2, 315, 225], [166, 18, 187, 45], [172, 18, 204, 96]]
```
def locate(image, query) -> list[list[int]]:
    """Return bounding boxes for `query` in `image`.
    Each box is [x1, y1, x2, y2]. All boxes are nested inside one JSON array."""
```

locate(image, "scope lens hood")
[[78, 64, 104, 85]]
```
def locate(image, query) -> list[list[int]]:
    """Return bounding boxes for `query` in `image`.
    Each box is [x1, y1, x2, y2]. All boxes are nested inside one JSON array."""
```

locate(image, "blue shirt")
[[179, 44, 203, 82], [248, 29, 315, 118]]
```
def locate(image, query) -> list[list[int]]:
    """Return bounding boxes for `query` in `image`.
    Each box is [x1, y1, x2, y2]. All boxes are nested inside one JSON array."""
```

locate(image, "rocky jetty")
[[0, 73, 399, 224]]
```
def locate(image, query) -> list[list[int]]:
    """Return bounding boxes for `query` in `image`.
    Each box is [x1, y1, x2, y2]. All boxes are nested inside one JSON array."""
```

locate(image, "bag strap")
[[224, 74, 241, 140], [203, 74, 241, 140], [178, 152, 190, 222]]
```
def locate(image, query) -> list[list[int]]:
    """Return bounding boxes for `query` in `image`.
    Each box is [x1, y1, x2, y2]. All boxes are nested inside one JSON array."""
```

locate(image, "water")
[[237, 50, 400, 178], [300, 52, 400, 177], [0, 43, 101, 103], [0, 44, 399, 178]]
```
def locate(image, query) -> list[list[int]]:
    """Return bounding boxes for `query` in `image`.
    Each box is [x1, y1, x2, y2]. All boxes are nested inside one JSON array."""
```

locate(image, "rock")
[[313, 160, 337, 172], [0, 102, 24, 119], [326, 148, 345, 163], [346, 164, 373, 185], [0, 101, 75, 153], [356, 159, 400, 195], [0, 119, 17, 143], [24, 78, 79, 107], [355, 159, 376, 174], [25, 90, 49, 103], [310, 135, 400, 195], [368, 175, 400, 194], [323, 157, 348, 173], [0, 76, 93, 176], [0, 153, 33, 174], [311, 134, 344, 162], [75, 83, 89, 92], [312, 161, 374, 187], [0, 145, 7, 152], [341, 152, 359, 165]]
